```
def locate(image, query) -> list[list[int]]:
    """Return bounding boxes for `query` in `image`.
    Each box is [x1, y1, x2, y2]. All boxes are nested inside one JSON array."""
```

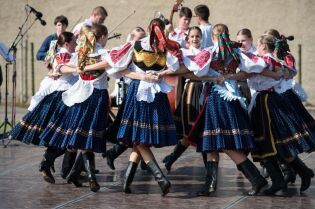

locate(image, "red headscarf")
[[149, 23, 182, 61]]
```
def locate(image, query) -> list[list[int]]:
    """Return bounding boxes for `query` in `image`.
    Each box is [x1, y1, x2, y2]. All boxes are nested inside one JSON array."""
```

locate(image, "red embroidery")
[[242, 51, 259, 63], [263, 56, 282, 72], [80, 74, 97, 80], [110, 42, 132, 64], [284, 54, 295, 69], [187, 50, 210, 68], [55, 53, 71, 64]]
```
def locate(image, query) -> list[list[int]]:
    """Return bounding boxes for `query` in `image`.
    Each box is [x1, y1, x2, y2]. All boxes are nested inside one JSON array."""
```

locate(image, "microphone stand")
[[1, 8, 43, 148]]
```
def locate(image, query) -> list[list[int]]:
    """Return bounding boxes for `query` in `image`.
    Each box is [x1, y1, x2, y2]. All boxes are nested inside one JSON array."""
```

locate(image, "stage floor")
[[0, 140, 314, 209]]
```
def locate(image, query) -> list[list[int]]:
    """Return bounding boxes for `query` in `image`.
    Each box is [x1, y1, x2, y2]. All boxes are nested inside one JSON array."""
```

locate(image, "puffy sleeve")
[[182, 48, 212, 77], [101, 41, 135, 75], [238, 51, 267, 73], [166, 51, 180, 72], [284, 53, 297, 72], [52, 52, 73, 75]]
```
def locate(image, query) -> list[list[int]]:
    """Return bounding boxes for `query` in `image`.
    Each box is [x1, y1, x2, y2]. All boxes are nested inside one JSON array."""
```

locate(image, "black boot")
[[83, 152, 100, 192], [260, 161, 269, 178], [123, 161, 138, 193], [50, 149, 65, 173], [140, 160, 148, 171], [61, 150, 77, 179], [147, 160, 171, 196], [262, 158, 287, 195], [289, 157, 314, 192], [66, 152, 83, 187], [162, 141, 188, 172], [202, 152, 207, 168], [39, 147, 62, 184], [87, 152, 100, 174], [279, 161, 296, 184], [237, 159, 268, 196], [104, 143, 127, 170], [196, 161, 218, 196]]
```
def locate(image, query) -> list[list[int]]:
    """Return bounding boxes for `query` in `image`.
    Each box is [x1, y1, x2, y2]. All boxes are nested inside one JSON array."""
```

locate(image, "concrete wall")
[[1, 0, 314, 105]]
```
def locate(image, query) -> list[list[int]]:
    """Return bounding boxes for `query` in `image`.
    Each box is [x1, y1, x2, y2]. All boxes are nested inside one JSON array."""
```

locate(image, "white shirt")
[[72, 19, 93, 37], [168, 27, 188, 48], [199, 23, 213, 49]]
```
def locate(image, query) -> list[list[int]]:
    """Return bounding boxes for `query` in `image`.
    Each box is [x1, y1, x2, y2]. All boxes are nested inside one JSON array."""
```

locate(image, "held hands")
[[214, 75, 225, 84], [47, 69, 61, 80], [77, 67, 85, 74], [142, 71, 161, 83], [44, 61, 52, 71]]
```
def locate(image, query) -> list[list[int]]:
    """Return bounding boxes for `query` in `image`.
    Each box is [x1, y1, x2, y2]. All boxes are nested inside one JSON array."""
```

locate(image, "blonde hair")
[[212, 24, 229, 38], [79, 25, 92, 36], [257, 35, 276, 52]]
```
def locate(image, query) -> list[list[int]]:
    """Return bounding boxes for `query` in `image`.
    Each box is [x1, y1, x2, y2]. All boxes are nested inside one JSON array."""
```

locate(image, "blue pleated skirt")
[[250, 91, 315, 161], [117, 80, 177, 147], [10, 91, 64, 145], [188, 83, 255, 152], [40, 89, 108, 153]]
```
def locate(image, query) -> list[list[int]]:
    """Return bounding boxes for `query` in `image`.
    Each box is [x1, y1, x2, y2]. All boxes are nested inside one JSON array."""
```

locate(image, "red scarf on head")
[[150, 23, 182, 61]]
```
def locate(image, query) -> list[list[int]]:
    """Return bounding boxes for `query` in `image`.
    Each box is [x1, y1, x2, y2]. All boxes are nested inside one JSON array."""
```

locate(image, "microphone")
[[26, 4, 46, 26], [39, 19, 47, 26]]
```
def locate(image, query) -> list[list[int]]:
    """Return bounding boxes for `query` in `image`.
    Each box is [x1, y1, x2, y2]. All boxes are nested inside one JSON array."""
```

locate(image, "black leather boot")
[[39, 147, 62, 184], [260, 161, 269, 178], [61, 150, 77, 179], [85, 152, 100, 174], [66, 152, 83, 187], [237, 159, 268, 196], [197, 161, 218, 196], [289, 157, 314, 192], [147, 160, 171, 196], [83, 152, 100, 192], [279, 161, 296, 184], [123, 161, 138, 193], [162, 141, 188, 172], [140, 160, 148, 171], [104, 143, 128, 170], [202, 152, 207, 168], [262, 158, 287, 195]]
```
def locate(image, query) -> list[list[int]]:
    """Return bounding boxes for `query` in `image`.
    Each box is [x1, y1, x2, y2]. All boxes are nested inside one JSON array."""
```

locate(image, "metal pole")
[[298, 44, 302, 85], [19, 41, 24, 103], [24, 39, 28, 103], [31, 42, 35, 96]]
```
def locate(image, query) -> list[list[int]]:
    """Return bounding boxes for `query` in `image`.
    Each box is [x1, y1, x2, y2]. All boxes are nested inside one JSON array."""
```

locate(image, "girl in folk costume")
[[104, 27, 148, 171], [248, 35, 315, 195], [39, 24, 109, 192], [183, 24, 268, 196], [235, 29, 255, 105], [10, 32, 78, 184], [236, 28, 256, 54], [84, 18, 181, 196], [265, 30, 314, 191], [162, 27, 214, 172]]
